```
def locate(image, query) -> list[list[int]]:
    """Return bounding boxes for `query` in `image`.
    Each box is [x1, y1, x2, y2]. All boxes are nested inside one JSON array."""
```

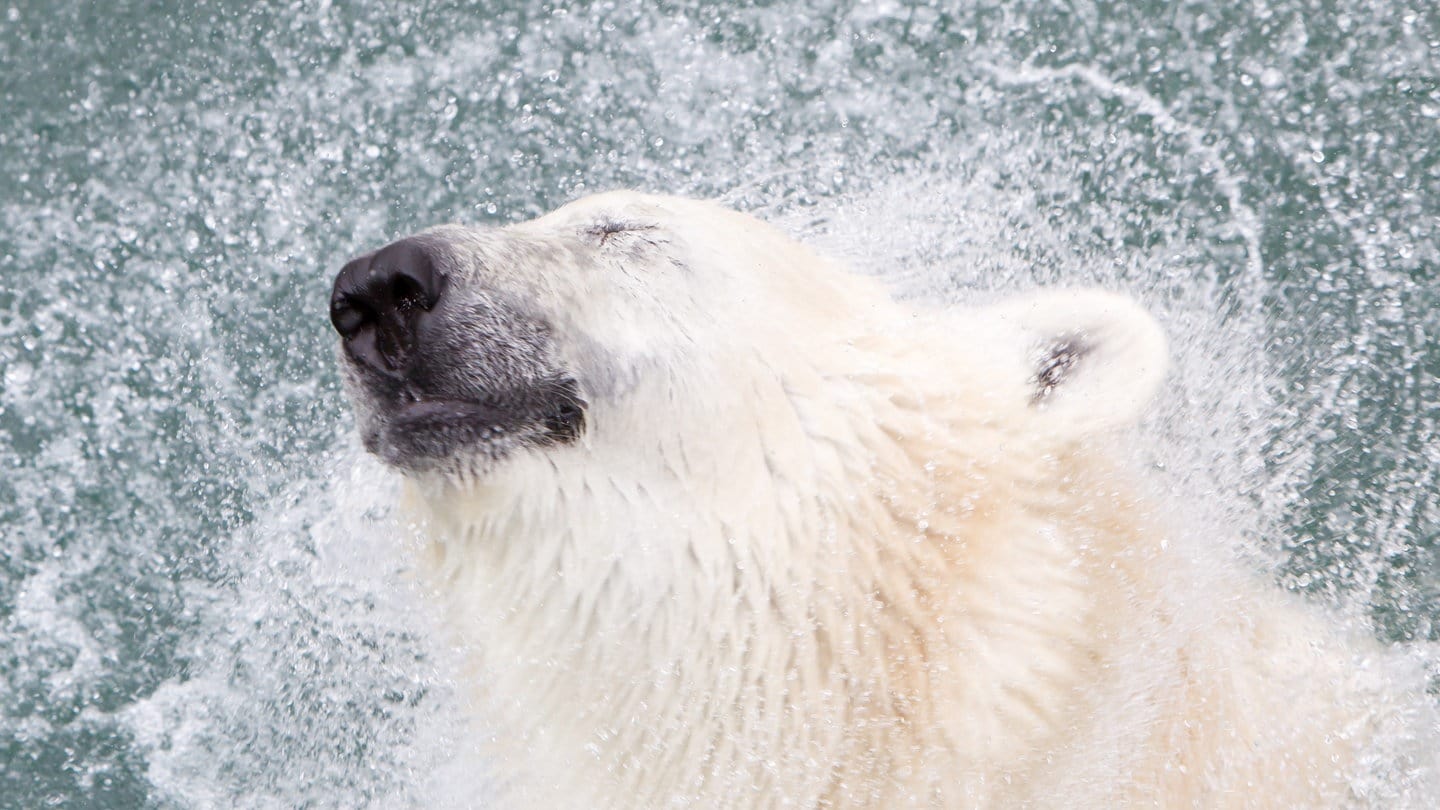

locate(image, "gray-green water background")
[[2, 1, 1438, 807]]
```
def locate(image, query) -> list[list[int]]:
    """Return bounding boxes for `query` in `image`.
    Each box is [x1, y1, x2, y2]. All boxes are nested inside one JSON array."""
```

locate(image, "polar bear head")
[[330, 191, 1166, 485]]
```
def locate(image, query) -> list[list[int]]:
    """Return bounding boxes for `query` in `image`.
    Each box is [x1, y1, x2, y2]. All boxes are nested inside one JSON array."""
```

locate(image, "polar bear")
[[329, 191, 1435, 808]]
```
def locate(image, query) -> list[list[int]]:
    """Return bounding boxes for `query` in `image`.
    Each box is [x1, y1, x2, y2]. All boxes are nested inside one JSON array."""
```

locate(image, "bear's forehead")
[[549, 190, 676, 219]]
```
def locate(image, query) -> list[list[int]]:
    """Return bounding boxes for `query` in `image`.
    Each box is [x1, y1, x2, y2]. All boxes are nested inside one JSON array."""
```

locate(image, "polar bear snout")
[[331, 233, 589, 475], [330, 237, 449, 376]]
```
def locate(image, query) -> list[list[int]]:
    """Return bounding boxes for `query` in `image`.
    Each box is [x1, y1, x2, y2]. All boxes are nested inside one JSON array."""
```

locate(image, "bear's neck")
[[402, 367, 1109, 808]]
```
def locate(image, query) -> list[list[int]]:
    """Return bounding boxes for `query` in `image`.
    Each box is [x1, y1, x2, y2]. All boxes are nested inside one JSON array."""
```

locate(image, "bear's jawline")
[[372, 378, 586, 470]]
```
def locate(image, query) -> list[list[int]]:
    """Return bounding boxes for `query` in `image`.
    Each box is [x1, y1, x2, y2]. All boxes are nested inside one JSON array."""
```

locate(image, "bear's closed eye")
[[588, 219, 659, 246]]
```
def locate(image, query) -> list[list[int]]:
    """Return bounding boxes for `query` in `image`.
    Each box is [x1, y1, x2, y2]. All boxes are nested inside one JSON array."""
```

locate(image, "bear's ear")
[[986, 289, 1168, 438]]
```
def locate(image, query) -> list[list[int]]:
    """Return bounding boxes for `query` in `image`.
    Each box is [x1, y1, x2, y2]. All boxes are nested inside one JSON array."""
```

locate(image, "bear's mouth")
[[367, 379, 586, 471]]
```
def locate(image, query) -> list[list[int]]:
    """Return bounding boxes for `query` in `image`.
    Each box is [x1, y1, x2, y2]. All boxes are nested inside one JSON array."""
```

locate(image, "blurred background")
[[1, 1, 1437, 806]]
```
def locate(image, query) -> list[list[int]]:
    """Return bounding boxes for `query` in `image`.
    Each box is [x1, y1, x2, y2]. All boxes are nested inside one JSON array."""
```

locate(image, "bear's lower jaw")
[[364, 398, 525, 471], [364, 378, 586, 473]]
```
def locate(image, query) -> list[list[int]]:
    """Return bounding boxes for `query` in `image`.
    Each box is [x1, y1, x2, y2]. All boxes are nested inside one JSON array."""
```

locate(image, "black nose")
[[330, 238, 447, 374]]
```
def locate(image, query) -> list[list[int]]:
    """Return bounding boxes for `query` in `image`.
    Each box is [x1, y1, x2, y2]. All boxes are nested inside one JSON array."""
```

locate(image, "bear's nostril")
[[330, 295, 369, 338], [371, 239, 445, 313], [389, 273, 429, 314]]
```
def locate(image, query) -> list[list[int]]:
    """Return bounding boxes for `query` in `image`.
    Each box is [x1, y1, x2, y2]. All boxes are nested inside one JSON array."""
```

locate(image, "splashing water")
[[2, 1, 1438, 806]]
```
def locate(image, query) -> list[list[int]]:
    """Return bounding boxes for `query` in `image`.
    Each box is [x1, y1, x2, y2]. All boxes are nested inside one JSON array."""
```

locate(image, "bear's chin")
[[365, 399, 524, 472], [363, 381, 587, 475]]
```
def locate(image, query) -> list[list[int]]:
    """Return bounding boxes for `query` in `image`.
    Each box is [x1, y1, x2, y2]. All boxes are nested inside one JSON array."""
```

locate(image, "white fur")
[[392, 192, 1436, 808]]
